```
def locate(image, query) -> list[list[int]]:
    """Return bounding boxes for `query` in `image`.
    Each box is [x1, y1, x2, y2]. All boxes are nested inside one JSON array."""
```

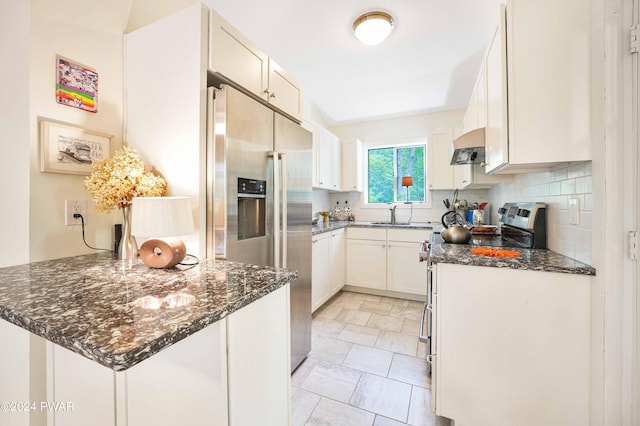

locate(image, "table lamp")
[[131, 196, 194, 268], [401, 176, 413, 203]]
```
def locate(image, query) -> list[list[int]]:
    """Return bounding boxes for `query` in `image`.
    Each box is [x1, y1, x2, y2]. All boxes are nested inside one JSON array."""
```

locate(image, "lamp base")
[[139, 238, 186, 268]]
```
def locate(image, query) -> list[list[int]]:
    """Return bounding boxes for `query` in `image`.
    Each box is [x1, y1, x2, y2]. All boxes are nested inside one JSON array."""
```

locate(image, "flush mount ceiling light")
[[353, 11, 394, 46]]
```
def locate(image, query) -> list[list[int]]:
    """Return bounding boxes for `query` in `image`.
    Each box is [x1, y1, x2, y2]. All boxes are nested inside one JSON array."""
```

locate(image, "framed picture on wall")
[[39, 119, 113, 175], [56, 55, 98, 113]]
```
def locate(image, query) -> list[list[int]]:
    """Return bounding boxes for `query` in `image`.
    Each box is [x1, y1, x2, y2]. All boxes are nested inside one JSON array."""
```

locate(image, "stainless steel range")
[[418, 202, 547, 372]]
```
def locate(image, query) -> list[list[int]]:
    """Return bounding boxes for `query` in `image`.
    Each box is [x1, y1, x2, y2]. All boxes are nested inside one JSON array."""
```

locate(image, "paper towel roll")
[[139, 238, 186, 268]]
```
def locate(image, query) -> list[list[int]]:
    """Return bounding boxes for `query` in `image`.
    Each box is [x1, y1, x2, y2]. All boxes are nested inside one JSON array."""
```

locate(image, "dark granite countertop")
[[312, 221, 437, 235], [0, 253, 297, 371], [430, 242, 596, 276]]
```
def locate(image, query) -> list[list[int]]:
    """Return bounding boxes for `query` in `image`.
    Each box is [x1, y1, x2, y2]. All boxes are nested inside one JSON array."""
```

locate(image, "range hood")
[[450, 127, 485, 165]]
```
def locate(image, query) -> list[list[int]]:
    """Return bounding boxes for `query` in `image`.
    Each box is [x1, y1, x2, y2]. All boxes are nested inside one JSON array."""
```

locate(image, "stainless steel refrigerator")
[[205, 85, 312, 372]]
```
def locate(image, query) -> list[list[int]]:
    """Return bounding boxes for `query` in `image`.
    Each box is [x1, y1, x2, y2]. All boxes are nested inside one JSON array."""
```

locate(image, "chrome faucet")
[[389, 204, 397, 224]]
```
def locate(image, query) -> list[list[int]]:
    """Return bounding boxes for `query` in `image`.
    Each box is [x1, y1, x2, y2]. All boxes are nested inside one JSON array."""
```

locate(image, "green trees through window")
[[367, 145, 425, 204]]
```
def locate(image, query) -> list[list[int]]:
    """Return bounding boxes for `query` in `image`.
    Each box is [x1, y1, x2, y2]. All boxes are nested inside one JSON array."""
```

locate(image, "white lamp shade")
[[131, 197, 194, 238], [353, 12, 394, 46]]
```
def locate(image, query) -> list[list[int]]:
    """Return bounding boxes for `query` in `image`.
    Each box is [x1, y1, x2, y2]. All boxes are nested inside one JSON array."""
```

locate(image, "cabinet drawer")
[[387, 228, 431, 243], [346, 227, 386, 241]]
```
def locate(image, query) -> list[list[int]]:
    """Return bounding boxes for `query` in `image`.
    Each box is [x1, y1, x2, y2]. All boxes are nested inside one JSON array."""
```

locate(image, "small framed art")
[[56, 55, 98, 113], [40, 119, 113, 175]]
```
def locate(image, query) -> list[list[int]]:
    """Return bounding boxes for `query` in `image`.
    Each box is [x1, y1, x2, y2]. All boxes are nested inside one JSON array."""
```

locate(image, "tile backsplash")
[[489, 162, 592, 265]]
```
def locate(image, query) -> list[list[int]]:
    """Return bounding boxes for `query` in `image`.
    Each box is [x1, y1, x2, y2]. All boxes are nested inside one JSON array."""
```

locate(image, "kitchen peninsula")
[[0, 253, 296, 426]]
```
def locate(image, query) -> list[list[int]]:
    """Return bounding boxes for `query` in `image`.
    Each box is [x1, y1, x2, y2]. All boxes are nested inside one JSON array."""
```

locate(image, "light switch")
[[568, 198, 579, 225]]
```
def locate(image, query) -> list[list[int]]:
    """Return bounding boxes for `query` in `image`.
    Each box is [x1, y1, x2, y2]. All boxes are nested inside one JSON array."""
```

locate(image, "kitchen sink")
[[371, 222, 412, 226]]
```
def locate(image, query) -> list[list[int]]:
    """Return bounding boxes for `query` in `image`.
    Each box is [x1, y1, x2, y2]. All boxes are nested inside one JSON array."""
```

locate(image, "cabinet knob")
[[270, 92, 276, 99], [263, 89, 270, 95]]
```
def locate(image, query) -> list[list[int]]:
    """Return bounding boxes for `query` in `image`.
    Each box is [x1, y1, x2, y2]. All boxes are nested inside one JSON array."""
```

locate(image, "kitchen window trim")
[[360, 138, 433, 209]]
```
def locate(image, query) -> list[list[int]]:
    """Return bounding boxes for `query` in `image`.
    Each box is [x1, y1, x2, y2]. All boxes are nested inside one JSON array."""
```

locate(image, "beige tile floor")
[[292, 291, 436, 426]]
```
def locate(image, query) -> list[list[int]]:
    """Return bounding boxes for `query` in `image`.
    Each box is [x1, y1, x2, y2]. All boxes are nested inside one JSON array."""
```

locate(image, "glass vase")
[[117, 206, 138, 260]]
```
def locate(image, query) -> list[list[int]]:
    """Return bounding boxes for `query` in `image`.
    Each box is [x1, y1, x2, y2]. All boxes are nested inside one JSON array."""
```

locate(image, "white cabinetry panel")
[[342, 139, 363, 192], [227, 286, 290, 426], [428, 129, 455, 190], [209, 9, 268, 97], [346, 238, 387, 290], [209, 9, 302, 121], [435, 263, 590, 424], [346, 227, 430, 296], [126, 324, 228, 426]]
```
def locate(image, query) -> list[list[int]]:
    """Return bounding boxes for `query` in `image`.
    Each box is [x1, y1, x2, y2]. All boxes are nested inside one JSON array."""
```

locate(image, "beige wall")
[[0, 2, 30, 268], [28, 2, 128, 261]]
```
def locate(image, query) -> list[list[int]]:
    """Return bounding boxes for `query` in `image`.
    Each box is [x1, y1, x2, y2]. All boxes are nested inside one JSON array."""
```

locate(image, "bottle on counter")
[[333, 201, 342, 221], [344, 200, 352, 221]]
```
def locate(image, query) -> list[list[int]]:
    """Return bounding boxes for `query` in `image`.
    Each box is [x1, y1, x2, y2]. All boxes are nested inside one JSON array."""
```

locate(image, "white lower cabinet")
[[386, 241, 427, 294], [226, 285, 290, 426], [346, 227, 430, 297], [346, 238, 387, 290], [312, 229, 345, 311], [329, 230, 346, 295], [434, 263, 590, 425], [45, 286, 290, 426]]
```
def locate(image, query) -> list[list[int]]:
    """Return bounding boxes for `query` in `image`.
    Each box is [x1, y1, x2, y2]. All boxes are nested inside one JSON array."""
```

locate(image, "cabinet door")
[[126, 323, 228, 426], [315, 127, 332, 189], [436, 263, 590, 424], [267, 59, 302, 121], [476, 61, 487, 129], [346, 239, 387, 290], [342, 139, 363, 191], [209, 9, 268, 99], [48, 343, 116, 426], [302, 121, 320, 187], [484, 7, 509, 174], [506, 0, 591, 166], [453, 165, 472, 189], [386, 241, 428, 295], [312, 234, 330, 311], [331, 134, 342, 190], [329, 230, 345, 295], [427, 129, 455, 190], [227, 286, 290, 426]]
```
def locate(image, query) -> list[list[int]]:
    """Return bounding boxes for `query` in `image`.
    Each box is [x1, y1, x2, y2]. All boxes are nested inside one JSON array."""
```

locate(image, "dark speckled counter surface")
[[0, 253, 297, 371], [430, 241, 596, 275], [312, 221, 437, 235]]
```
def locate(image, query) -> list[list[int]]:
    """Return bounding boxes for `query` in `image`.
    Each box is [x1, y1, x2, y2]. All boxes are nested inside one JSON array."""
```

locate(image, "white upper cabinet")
[[342, 139, 363, 192], [267, 60, 303, 120], [310, 123, 341, 190], [484, 0, 591, 173], [209, 9, 302, 121], [428, 129, 455, 190], [485, 14, 509, 174], [209, 9, 267, 97]]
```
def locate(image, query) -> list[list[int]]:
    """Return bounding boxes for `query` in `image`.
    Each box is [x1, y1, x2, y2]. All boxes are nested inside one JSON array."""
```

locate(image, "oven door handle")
[[419, 303, 431, 341]]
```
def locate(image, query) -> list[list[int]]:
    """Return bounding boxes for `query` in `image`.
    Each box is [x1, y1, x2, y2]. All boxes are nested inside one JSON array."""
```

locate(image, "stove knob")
[[518, 209, 530, 218], [498, 207, 506, 214]]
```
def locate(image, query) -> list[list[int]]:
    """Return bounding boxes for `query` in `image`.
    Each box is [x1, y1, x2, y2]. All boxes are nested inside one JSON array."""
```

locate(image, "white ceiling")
[[32, 0, 505, 126], [206, 0, 505, 125]]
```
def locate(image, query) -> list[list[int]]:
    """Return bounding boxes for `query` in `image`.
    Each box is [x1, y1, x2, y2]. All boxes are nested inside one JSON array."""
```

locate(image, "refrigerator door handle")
[[279, 153, 287, 268], [269, 151, 280, 268]]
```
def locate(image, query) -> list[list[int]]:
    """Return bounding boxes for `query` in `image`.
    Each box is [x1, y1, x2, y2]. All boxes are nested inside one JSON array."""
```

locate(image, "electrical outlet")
[[65, 200, 87, 226], [568, 197, 580, 225]]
